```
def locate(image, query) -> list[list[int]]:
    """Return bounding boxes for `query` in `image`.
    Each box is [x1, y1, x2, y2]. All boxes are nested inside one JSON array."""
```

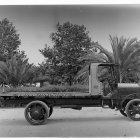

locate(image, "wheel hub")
[[134, 106, 140, 114], [30, 106, 43, 120]]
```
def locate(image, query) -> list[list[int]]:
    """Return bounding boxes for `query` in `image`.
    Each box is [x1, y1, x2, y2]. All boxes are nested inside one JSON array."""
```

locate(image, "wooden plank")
[[0, 92, 90, 97]]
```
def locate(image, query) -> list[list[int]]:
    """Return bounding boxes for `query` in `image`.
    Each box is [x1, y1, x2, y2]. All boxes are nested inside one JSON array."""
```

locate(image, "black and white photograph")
[[0, 3, 140, 138]]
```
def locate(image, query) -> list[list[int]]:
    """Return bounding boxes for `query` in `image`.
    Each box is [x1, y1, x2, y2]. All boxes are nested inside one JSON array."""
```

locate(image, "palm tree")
[[0, 56, 32, 87], [77, 35, 140, 83]]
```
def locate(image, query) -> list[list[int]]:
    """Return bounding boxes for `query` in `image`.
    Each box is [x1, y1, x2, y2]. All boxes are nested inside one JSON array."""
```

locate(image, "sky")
[[0, 5, 140, 65]]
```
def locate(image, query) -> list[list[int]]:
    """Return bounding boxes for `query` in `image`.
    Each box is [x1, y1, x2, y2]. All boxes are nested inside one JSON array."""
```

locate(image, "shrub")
[[6, 84, 89, 93]]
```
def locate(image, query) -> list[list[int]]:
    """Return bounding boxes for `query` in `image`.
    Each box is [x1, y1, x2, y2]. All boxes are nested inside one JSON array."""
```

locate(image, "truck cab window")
[[97, 66, 113, 96]]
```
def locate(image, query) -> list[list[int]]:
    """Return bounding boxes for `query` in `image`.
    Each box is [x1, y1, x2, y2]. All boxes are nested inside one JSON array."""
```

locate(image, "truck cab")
[[89, 63, 118, 97]]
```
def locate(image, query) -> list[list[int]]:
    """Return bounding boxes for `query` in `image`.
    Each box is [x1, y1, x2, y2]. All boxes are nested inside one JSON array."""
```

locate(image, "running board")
[[101, 99, 114, 109]]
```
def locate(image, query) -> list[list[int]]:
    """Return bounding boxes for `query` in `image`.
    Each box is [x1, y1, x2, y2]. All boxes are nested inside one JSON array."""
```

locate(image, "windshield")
[[97, 66, 113, 82]]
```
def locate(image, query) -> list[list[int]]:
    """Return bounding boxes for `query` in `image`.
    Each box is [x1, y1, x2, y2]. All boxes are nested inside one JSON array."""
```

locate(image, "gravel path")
[[0, 107, 140, 137]]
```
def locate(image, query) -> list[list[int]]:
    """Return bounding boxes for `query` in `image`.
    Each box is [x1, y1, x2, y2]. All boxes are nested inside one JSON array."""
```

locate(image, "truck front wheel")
[[126, 99, 140, 121], [24, 100, 49, 125]]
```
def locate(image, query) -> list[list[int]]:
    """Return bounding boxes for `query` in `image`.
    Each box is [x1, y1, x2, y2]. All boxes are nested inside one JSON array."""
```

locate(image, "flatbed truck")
[[0, 63, 140, 125]]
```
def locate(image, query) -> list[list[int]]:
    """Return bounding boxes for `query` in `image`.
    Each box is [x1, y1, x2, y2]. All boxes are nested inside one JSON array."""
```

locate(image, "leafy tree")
[[40, 22, 92, 85], [77, 36, 140, 83], [24, 65, 38, 85], [0, 18, 21, 61], [32, 62, 51, 87]]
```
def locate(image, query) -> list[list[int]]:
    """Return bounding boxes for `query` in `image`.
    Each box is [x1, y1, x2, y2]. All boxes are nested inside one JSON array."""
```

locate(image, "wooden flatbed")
[[0, 91, 91, 97]]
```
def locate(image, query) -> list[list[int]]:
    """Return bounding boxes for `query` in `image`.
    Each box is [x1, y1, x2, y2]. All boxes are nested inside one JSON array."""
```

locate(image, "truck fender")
[[121, 93, 138, 108]]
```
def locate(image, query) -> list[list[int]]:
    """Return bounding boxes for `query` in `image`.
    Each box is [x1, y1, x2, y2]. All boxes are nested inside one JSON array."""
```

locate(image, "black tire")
[[24, 100, 49, 125], [126, 99, 140, 121], [48, 106, 53, 118], [120, 109, 127, 117]]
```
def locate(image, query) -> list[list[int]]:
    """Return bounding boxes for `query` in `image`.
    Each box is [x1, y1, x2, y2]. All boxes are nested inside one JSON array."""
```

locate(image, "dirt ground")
[[0, 107, 140, 137]]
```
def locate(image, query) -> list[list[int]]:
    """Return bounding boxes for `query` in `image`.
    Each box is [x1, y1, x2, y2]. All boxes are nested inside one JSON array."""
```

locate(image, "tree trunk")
[[69, 75, 72, 86]]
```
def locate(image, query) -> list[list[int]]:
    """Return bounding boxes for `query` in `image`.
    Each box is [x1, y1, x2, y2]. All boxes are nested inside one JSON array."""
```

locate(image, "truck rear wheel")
[[24, 100, 49, 125], [126, 99, 140, 121]]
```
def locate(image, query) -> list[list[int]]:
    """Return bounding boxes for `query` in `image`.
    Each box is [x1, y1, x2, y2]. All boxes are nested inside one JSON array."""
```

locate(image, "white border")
[[0, 1, 139, 140], [0, 0, 140, 5]]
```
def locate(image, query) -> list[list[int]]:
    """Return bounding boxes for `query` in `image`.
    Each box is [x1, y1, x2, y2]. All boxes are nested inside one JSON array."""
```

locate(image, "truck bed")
[[0, 91, 91, 97]]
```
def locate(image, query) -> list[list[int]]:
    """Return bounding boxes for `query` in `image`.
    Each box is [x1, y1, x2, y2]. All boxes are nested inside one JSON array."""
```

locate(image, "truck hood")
[[118, 83, 140, 88], [118, 83, 140, 96]]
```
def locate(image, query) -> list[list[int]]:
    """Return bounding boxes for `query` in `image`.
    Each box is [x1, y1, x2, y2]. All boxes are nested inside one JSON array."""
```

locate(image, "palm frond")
[[91, 42, 114, 63], [123, 37, 137, 53], [123, 48, 140, 69], [0, 56, 33, 87], [109, 35, 120, 64], [79, 51, 109, 63]]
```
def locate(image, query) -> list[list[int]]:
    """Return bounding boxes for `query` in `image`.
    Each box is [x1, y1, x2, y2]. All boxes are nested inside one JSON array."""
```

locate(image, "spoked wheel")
[[126, 99, 140, 121], [120, 108, 127, 117], [24, 100, 49, 125], [48, 106, 53, 118]]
